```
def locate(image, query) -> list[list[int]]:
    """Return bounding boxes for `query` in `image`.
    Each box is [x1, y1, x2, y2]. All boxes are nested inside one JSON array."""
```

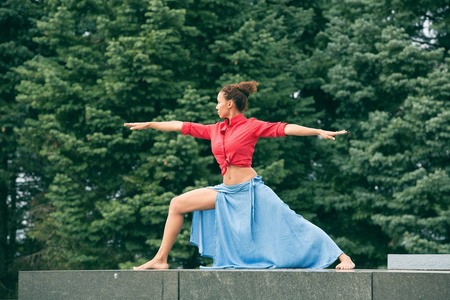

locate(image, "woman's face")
[[216, 92, 232, 119]]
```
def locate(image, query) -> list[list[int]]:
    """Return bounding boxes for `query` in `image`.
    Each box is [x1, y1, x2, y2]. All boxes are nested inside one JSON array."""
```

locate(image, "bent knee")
[[169, 196, 185, 215]]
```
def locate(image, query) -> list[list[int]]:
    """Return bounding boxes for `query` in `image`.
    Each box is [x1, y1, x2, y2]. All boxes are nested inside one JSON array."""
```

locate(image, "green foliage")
[[348, 62, 450, 255]]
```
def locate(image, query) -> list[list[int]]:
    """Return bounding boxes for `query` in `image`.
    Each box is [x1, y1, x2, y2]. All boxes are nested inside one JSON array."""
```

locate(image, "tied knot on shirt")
[[220, 158, 231, 176]]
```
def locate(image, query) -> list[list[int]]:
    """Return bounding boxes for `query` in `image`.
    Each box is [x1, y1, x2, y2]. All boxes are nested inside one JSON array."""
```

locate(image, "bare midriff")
[[223, 165, 258, 186]]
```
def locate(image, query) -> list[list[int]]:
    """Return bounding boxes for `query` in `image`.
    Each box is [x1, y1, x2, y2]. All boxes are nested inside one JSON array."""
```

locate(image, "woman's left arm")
[[284, 124, 347, 141]]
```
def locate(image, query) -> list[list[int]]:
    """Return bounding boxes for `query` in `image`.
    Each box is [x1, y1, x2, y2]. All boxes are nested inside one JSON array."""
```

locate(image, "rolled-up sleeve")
[[181, 122, 213, 140], [250, 119, 288, 138]]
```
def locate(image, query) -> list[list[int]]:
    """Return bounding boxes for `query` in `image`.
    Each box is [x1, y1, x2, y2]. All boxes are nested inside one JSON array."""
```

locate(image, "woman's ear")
[[227, 100, 233, 108]]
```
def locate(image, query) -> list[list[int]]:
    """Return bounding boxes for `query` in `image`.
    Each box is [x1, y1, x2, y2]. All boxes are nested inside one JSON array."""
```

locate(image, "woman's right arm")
[[124, 121, 183, 131]]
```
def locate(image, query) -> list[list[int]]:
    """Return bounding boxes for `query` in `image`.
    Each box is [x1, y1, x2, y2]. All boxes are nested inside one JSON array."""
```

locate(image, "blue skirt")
[[190, 176, 343, 269]]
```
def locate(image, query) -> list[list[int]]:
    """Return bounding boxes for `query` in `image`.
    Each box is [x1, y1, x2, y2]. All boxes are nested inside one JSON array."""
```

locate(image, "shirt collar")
[[224, 114, 246, 127]]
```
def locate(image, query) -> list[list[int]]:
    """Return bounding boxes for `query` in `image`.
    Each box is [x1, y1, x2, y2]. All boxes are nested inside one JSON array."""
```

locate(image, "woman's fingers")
[[124, 123, 147, 130], [331, 130, 347, 135], [322, 130, 347, 140], [124, 123, 145, 127]]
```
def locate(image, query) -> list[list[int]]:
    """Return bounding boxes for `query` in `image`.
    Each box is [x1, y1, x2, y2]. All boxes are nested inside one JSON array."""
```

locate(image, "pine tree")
[[350, 52, 450, 254], [15, 0, 214, 269], [309, 1, 450, 266]]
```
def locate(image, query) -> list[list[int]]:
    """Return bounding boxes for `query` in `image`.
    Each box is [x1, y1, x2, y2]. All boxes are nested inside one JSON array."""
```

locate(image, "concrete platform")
[[19, 269, 450, 300]]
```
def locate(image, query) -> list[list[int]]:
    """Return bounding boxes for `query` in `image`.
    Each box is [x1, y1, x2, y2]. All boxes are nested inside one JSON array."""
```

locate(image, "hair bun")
[[238, 81, 259, 98]]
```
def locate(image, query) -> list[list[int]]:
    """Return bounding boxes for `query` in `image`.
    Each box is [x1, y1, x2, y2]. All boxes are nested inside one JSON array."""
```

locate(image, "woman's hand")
[[124, 122, 150, 130], [284, 124, 347, 140], [124, 121, 183, 132], [318, 129, 347, 140]]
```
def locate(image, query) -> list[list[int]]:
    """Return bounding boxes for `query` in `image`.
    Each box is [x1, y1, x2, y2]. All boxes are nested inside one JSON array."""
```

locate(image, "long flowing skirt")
[[190, 176, 343, 269]]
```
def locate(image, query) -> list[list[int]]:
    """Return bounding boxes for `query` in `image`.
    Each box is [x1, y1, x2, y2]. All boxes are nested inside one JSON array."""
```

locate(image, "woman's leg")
[[133, 188, 217, 270]]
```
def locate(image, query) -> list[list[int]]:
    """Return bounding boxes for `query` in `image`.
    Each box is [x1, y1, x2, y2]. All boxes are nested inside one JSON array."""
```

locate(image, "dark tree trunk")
[[0, 160, 8, 297]]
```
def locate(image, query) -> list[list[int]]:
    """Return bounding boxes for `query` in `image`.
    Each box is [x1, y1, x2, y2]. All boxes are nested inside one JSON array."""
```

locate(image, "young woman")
[[124, 81, 355, 270]]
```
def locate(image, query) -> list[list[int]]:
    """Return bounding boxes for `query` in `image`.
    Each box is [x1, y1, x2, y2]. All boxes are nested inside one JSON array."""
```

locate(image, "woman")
[[124, 81, 355, 270]]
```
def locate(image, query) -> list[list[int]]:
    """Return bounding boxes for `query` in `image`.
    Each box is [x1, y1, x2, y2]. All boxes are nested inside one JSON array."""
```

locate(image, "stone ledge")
[[19, 269, 450, 300]]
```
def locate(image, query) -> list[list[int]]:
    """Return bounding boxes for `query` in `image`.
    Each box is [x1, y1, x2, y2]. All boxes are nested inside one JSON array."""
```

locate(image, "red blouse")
[[181, 114, 288, 176]]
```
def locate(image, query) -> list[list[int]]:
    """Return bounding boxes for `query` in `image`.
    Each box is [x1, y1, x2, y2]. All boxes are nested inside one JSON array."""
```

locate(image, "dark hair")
[[221, 81, 259, 112]]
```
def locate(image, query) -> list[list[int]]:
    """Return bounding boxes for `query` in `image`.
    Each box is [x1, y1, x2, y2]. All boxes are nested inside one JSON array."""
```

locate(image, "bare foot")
[[335, 253, 355, 270], [133, 258, 169, 270]]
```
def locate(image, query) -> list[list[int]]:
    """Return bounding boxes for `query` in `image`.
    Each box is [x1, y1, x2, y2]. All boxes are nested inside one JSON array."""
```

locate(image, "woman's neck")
[[226, 112, 242, 124]]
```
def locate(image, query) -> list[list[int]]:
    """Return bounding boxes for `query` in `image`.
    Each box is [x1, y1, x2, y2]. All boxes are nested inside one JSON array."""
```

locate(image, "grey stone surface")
[[373, 270, 450, 300], [18, 270, 178, 300], [388, 254, 450, 270], [18, 269, 450, 300], [179, 269, 373, 300]]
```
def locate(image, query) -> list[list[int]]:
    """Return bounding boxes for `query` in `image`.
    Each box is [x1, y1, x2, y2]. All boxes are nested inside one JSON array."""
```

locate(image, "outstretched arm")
[[124, 121, 183, 131], [284, 124, 346, 140]]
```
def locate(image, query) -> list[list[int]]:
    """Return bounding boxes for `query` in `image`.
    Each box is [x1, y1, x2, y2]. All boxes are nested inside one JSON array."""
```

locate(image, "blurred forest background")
[[1, 0, 449, 297]]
